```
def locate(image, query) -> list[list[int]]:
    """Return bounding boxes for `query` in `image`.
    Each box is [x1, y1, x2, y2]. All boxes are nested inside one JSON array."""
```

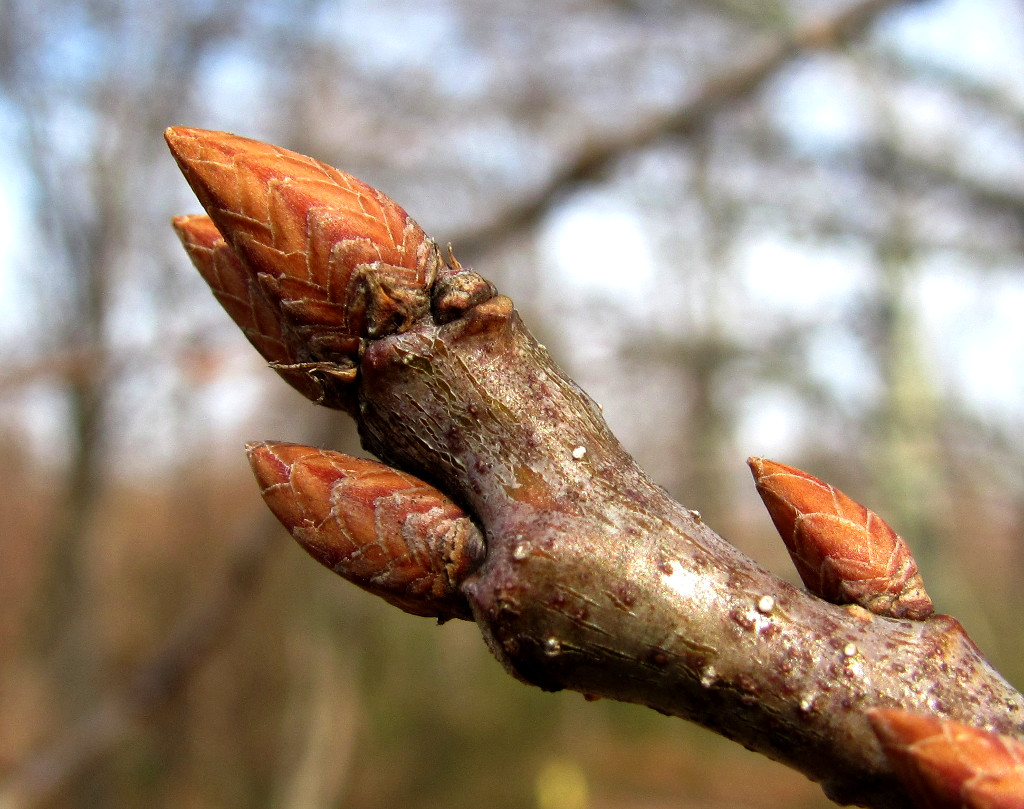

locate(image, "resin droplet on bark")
[[748, 457, 933, 620], [166, 127, 441, 411], [247, 441, 485, 622], [870, 709, 1024, 809]]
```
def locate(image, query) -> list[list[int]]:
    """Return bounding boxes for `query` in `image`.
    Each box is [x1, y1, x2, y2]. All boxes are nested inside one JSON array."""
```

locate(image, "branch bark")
[[353, 289, 1024, 809], [163, 128, 1024, 809]]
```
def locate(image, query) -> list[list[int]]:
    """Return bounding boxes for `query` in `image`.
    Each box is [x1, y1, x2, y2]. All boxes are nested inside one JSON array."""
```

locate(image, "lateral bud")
[[171, 214, 330, 405], [748, 457, 933, 620], [869, 709, 1024, 809], [247, 441, 485, 622], [431, 257, 496, 325]]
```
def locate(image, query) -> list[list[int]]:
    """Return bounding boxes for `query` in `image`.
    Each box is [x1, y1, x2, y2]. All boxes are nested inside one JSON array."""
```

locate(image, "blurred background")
[[1, 0, 1023, 807]]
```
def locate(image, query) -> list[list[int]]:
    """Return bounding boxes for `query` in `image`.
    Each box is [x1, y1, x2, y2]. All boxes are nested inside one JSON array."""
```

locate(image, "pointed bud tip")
[[164, 126, 202, 163], [163, 125, 182, 146], [245, 440, 303, 490], [164, 127, 267, 184], [246, 441, 372, 501], [747, 456, 791, 481], [244, 439, 272, 458], [868, 708, 937, 745], [171, 213, 221, 246], [164, 125, 215, 152]]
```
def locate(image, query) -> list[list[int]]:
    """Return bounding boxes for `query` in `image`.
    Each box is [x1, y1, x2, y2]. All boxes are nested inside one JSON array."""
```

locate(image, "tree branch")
[[164, 127, 1024, 809], [353, 289, 1023, 809]]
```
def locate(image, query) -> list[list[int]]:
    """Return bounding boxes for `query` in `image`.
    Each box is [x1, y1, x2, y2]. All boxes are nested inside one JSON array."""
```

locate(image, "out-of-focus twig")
[[453, 0, 917, 256], [0, 349, 107, 393], [0, 515, 281, 809], [0, 345, 255, 394], [863, 143, 1024, 224]]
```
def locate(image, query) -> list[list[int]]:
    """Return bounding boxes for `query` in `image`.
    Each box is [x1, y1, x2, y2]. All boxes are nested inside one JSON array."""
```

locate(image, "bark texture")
[[165, 127, 1024, 809], [355, 289, 1024, 809]]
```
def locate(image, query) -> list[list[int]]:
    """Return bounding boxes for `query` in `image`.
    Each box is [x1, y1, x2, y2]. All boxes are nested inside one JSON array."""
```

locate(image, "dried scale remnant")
[[748, 457, 933, 620], [247, 441, 485, 622], [870, 709, 1024, 809], [165, 127, 442, 412]]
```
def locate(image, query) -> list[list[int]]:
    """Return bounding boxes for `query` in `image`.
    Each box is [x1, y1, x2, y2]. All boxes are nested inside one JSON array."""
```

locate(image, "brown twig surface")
[[353, 285, 1024, 809], [160, 126, 1024, 809]]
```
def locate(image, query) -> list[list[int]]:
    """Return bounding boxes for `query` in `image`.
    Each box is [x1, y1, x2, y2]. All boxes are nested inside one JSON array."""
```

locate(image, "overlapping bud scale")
[[166, 127, 439, 410], [247, 441, 484, 622], [870, 709, 1024, 809], [749, 457, 932, 620]]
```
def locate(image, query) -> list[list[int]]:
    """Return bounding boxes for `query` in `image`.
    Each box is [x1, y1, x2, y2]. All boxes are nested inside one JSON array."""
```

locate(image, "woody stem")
[[353, 288, 1024, 809]]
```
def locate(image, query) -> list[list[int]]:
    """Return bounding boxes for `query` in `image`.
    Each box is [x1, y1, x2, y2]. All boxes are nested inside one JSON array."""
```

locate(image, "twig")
[[352, 282, 1024, 809], [164, 127, 1024, 809], [452, 0, 918, 256]]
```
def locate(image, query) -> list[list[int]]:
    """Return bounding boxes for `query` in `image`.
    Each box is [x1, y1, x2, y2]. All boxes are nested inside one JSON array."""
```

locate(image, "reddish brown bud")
[[748, 457, 932, 620], [869, 709, 1024, 809], [166, 127, 442, 410], [247, 441, 485, 622], [171, 213, 324, 403]]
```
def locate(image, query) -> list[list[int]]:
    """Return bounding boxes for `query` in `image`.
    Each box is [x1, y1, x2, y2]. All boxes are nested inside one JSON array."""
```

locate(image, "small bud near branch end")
[[246, 441, 485, 622], [869, 709, 1024, 809], [166, 128, 502, 622], [748, 457, 933, 620], [165, 127, 445, 413]]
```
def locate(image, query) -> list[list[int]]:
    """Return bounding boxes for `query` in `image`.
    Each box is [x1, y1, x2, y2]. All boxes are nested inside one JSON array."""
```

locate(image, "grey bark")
[[350, 286, 1024, 809]]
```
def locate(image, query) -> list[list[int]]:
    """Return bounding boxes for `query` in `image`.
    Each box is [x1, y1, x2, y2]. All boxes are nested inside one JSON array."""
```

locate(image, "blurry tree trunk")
[[870, 229, 941, 558], [864, 88, 944, 571], [23, 104, 121, 713]]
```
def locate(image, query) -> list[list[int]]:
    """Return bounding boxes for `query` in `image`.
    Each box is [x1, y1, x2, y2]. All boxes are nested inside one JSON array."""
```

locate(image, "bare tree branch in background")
[[453, 0, 918, 256]]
